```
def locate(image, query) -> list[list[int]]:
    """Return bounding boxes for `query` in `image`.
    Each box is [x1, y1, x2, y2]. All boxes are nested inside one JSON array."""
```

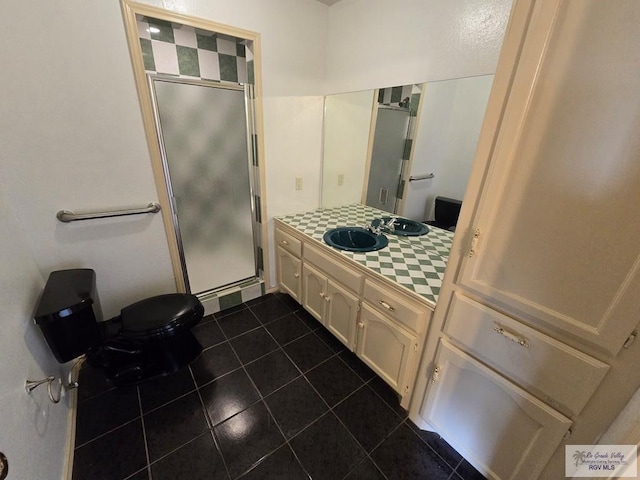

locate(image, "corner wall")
[[0, 180, 69, 480]]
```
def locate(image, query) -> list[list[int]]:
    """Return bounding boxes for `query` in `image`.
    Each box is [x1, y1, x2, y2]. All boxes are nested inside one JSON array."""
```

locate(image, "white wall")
[[263, 96, 325, 286], [0, 179, 69, 479], [325, 0, 513, 94], [404, 75, 494, 221], [1, 1, 176, 318]]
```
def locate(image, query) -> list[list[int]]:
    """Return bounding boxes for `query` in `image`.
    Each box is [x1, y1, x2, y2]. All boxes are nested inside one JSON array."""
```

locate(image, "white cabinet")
[[276, 246, 301, 301], [357, 304, 416, 393], [325, 282, 359, 350], [301, 262, 326, 322], [423, 340, 571, 480], [444, 293, 609, 416], [417, 1, 640, 478], [302, 262, 359, 349], [275, 227, 303, 301], [453, 0, 640, 357], [274, 223, 433, 409]]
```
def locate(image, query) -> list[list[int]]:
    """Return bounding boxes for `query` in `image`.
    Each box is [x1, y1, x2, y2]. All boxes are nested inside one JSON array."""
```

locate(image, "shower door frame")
[[120, 0, 271, 294], [148, 75, 259, 295]]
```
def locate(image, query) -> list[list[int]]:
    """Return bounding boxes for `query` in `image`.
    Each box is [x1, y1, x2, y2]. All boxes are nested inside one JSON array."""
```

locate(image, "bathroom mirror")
[[321, 75, 494, 223]]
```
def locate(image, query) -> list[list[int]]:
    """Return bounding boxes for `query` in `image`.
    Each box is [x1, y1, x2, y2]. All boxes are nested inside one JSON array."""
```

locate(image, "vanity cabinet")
[[357, 304, 416, 393], [302, 262, 360, 349], [275, 229, 302, 301], [357, 278, 426, 393], [274, 222, 433, 408]]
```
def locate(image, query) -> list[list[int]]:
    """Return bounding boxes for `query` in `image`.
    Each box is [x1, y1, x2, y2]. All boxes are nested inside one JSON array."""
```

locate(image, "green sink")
[[323, 227, 388, 252], [371, 217, 429, 236]]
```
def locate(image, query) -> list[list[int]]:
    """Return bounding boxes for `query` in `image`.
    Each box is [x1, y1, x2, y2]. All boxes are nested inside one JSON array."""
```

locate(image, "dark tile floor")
[[72, 293, 485, 480]]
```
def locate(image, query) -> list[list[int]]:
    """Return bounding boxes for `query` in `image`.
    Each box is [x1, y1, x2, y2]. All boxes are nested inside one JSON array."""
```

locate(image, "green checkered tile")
[[276, 204, 450, 304], [399, 225, 454, 257]]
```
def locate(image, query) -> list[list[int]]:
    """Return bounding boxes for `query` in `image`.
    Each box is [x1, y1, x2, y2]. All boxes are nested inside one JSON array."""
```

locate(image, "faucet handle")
[[385, 218, 397, 231], [363, 223, 382, 235]]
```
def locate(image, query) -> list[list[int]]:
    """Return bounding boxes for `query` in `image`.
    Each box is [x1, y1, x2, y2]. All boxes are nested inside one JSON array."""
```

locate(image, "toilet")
[[34, 268, 204, 386]]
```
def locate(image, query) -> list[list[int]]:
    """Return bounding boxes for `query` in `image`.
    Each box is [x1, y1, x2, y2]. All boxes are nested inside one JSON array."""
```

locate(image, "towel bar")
[[56, 202, 161, 223]]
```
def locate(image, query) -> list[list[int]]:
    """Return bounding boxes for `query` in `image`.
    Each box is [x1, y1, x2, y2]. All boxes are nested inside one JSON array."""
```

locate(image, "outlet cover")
[[295, 177, 303, 190]]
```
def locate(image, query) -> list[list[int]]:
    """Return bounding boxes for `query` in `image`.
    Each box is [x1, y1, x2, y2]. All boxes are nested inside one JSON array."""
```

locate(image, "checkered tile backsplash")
[[277, 204, 454, 304], [136, 15, 251, 84]]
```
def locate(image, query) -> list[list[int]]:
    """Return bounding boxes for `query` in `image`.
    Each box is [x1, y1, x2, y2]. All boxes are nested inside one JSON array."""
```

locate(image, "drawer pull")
[[281, 240, 289, 245], [378, 300, 395, 312], [319, 291, 325, 298], [358, 321, 364, 329], [494, 325, 529, 348], [324, 295, 330, 302], [294, 273, 300, 278]]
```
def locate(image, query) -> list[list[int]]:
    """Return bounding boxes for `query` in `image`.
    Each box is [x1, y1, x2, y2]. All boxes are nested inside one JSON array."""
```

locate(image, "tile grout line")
[[135, 385, 153, 480], [267, 320, 386, 479], [73, 415, 142, 451], [217, 309, 310, 479], [188, 365, 233, 480], [200, 296, 463, 479], [276, 299, 456, 479]]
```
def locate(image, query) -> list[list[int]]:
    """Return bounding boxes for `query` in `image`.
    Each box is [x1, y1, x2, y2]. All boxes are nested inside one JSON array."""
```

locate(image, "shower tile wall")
[[377, 84, 422, 200], [378, 85, 414, 108], [136, 16, 249, 84], [135, 15, 265, 306]]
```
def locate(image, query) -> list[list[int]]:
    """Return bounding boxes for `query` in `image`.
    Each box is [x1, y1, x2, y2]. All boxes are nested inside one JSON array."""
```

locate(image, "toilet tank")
[[34, 269, 103, 363]]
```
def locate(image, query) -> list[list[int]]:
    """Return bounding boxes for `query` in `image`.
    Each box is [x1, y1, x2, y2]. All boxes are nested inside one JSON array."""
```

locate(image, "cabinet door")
[[325, 280, 359, 350], [302, 263, 327, 324], [455, 0, 640, 355], [422, 340, 571, 480], [357, 304, 415, 393], [276, 246, 301, 301]]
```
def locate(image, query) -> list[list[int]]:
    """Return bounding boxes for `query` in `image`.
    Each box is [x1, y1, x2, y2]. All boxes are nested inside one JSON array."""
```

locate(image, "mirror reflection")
[[322, 74, 494, 229]]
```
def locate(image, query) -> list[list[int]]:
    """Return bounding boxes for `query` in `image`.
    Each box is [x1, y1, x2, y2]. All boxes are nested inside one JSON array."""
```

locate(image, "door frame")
[[120, 0, 270, 292]]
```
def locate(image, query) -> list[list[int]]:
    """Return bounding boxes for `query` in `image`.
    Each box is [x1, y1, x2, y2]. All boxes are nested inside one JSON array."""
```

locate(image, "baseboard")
[[62, 360, 84, 480]]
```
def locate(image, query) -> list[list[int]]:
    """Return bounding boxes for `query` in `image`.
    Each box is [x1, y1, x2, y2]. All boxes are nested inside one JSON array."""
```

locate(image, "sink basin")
[[323, 227, 388, 252], [371, 217, 429, 236]]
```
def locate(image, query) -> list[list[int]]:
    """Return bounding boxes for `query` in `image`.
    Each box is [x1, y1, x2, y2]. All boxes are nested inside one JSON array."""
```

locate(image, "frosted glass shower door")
[[153, 78, 256, 294], [365, 108, 411, 213]]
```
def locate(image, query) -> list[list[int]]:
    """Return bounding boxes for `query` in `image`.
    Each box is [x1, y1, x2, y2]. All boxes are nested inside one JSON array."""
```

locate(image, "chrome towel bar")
[[56, 202, 161, 223], [409, 173, 435, 182]]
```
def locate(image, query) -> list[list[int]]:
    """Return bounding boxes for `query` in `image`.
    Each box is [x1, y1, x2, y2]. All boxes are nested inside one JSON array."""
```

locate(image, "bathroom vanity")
[[275, 204, 452, 408]]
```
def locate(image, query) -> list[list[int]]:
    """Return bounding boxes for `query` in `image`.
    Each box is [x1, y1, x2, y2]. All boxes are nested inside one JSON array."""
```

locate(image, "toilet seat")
[[120, 294, 204, 340]]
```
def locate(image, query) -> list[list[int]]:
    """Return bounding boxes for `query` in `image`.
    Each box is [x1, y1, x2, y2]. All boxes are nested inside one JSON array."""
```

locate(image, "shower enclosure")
[[150, 76, 257, 295], [365, 106, 412, 213]]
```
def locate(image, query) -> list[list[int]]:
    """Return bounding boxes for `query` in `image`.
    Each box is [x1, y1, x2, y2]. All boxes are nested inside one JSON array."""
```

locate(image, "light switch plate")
[[295, 177, 303, 190]]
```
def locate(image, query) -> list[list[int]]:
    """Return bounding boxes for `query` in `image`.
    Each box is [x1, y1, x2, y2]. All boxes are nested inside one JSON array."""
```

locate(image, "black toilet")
[[34, 269, 204, 386]]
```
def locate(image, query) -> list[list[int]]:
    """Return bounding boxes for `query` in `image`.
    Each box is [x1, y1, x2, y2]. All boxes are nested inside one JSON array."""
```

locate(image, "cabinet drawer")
[[422, 339, 571, 480], [304, 244, 363, 294], [363, 279, 424, 334], [275, 228, 302, 257], [445, 292, 610, 415]]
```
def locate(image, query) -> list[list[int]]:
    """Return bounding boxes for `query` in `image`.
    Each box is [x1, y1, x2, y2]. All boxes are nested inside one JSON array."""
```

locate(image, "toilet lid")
[[120, 294, 204, 339]]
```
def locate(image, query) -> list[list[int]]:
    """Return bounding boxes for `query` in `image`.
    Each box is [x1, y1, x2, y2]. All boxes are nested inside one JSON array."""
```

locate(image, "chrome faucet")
[[363, 218, 396, 235], [363, 223, 383, 235], [383, 217, 396, 232]]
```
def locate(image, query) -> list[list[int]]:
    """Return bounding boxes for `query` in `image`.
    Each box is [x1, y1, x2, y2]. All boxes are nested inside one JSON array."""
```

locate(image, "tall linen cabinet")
[[412, 0, 640, 479]]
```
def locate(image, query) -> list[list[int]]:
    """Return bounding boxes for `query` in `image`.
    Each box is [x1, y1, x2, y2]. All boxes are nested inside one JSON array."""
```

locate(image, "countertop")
[[275, 204, 454, 305]]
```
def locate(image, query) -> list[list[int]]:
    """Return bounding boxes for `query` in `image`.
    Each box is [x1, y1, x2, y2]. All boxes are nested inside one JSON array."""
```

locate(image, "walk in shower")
[[149, 76, 258, 295]]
